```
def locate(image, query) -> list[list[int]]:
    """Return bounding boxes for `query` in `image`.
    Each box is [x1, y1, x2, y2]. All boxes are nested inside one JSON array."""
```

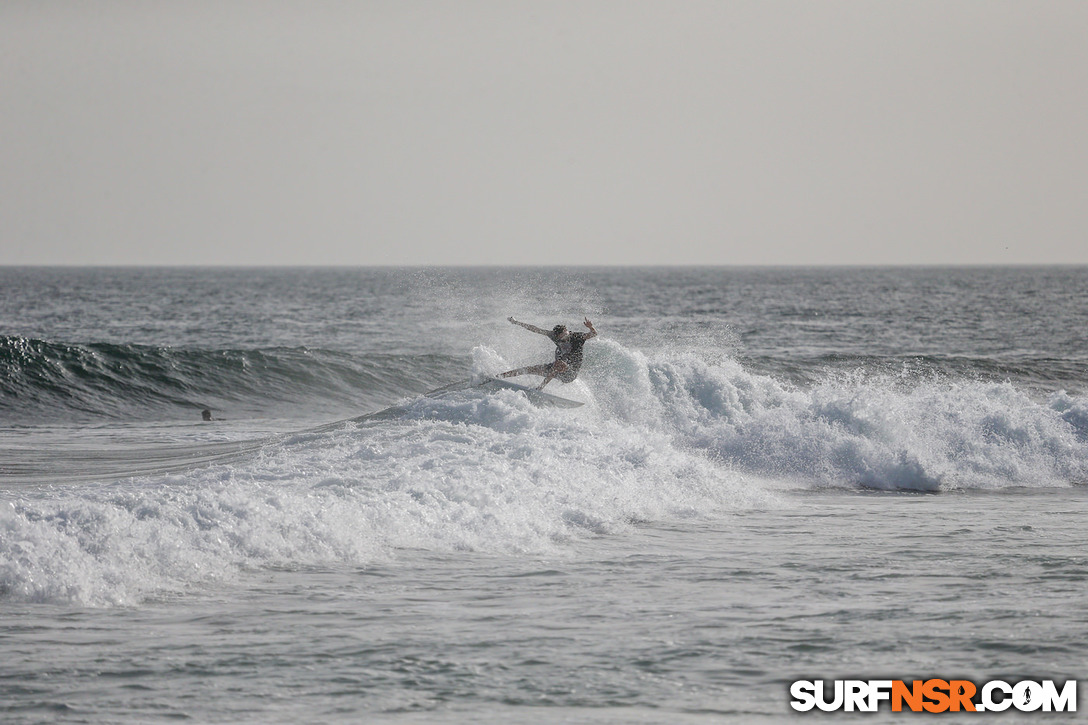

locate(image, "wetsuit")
[[549, 331, 591, 383]]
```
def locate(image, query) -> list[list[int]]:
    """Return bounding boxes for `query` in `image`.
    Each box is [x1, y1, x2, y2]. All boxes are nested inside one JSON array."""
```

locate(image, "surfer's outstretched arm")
[[508, 317, 549, 336], [583, 317, 597, 339]]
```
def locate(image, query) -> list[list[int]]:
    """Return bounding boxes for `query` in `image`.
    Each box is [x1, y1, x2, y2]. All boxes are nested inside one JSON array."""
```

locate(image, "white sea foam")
[[588, 339, 1088, 491], [3, 340, 1087, 606]]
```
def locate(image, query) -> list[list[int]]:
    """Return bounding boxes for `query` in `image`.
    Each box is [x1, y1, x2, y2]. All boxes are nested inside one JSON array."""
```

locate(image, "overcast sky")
[[2, 1, 1086, 266]]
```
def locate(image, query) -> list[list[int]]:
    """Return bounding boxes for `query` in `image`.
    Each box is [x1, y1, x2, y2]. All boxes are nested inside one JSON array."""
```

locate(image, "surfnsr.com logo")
[[790, 679, 1077, 713]]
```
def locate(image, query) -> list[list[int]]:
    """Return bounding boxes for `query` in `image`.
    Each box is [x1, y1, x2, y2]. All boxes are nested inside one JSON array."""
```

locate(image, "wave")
[[0, 336, 464, 423], [589, 341, 1088, 492], [3, 339, 1087, 606], [0, 384, 770, 606]]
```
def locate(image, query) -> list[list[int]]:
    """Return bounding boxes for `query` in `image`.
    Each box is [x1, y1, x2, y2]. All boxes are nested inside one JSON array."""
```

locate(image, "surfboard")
[[424, 377, 583, 408]]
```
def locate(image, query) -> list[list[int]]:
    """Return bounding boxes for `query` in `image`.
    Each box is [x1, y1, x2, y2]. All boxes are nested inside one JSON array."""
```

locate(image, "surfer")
[[500, 317, 598, 389]]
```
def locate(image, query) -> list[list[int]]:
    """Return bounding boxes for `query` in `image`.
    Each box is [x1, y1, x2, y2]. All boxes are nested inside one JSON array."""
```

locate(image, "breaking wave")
[[3, 339, 1087, 606]]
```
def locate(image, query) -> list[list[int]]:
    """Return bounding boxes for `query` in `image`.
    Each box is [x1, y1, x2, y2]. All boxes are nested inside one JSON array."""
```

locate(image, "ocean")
[[2, 266, 1087, 723]]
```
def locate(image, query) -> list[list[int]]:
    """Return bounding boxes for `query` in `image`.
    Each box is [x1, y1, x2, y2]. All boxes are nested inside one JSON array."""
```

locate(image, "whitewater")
[[2, 266, 1087, 723]]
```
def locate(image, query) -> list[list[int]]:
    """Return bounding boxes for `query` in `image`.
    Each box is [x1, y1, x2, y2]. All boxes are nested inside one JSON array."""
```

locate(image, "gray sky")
[[2, 1, 1086, 266]]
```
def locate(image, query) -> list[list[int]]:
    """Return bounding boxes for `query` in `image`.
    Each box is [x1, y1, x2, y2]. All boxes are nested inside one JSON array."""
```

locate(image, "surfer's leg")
[[500, 363, 552, 379], [536, 361, 568, 390]]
